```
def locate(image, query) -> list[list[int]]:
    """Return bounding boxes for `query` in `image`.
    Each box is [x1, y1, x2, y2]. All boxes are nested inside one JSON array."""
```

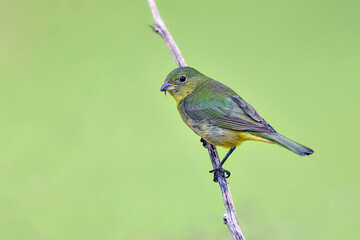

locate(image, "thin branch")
[[206, 143, 245, 240], [148, 0, 187, 67], [147, 0, 245, 239]]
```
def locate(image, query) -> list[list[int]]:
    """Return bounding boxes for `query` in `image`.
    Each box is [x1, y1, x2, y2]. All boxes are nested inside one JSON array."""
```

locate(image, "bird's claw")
[[209, 166, 231, 182], [200, 138, 208, 148]]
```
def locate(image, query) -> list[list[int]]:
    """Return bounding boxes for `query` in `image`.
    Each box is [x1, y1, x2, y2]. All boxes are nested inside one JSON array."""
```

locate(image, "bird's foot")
[[200, 138, 208, 148], [209, 166, 231, 182]]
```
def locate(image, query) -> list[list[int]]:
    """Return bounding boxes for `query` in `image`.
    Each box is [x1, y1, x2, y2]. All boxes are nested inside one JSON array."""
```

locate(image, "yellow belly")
[[192, 122, 271, 149]]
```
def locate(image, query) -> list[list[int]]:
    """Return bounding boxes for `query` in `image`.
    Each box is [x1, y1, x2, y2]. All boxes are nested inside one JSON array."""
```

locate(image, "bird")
[[160, 67, 313, 182]]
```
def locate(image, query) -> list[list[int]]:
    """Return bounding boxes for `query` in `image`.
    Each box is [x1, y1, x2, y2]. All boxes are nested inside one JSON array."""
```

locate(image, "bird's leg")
[[209, 147, 236, 182], [200, 138, 208, 148]]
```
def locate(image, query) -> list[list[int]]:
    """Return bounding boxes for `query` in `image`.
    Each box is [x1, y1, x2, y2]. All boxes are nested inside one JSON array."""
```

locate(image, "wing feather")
[[182, 81, 275, 133]]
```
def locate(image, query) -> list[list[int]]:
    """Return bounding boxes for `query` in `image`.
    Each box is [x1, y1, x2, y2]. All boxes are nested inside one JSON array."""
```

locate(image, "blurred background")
[[0, 0, 359, 239]]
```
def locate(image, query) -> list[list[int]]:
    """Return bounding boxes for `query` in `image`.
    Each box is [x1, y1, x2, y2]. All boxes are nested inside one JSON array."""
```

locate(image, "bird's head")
[[160, 67, 206, 103]]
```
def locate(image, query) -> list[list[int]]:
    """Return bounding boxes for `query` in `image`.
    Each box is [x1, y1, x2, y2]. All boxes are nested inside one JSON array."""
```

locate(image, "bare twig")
[[148, 0, 187, 67], [147, 0, 245, 239], [206, 143, 245, 240]]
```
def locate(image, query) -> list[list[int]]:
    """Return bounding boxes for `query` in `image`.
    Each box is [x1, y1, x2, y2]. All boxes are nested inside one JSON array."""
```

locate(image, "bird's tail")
[[254, 132, 314, 156]]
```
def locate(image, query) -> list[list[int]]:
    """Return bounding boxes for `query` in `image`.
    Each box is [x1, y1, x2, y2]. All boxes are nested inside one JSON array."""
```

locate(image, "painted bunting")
[[160, 67, 313, 181]]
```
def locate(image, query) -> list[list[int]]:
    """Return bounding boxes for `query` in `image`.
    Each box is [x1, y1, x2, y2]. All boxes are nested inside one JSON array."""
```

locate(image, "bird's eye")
[[179, 75, 187, 83]]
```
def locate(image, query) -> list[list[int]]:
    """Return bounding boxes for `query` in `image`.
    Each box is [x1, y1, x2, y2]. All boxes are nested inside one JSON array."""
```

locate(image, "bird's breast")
[[177, 105, 243, 148]]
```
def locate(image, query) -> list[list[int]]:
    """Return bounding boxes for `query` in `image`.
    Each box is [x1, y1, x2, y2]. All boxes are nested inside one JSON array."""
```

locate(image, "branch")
[[206, 143, 245, 240], [148, 0, 187, 67], [147, 0, 245, 239]]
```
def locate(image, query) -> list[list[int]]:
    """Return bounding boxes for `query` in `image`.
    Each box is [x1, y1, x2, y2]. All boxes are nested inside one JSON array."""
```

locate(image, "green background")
[[0, 0, 359, 239]]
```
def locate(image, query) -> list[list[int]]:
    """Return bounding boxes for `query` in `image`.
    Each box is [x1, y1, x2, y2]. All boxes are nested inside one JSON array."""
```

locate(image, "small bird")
[[160, 67, 313, 181]]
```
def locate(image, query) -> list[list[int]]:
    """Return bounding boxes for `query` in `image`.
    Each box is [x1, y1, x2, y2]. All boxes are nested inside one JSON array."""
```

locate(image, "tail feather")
[[254, 132, 314, 156]]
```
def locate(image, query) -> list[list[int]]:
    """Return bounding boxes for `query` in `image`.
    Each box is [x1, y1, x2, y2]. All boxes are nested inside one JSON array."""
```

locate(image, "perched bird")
[[160, 67, 313, 181]]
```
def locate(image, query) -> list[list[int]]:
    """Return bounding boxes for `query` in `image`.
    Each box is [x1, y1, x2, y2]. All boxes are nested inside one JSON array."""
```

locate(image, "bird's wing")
[[182, 83, 275, 133]]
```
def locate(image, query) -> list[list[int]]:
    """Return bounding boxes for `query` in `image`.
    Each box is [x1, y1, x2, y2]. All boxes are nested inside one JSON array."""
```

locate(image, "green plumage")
[[161, 67, 313, 156]]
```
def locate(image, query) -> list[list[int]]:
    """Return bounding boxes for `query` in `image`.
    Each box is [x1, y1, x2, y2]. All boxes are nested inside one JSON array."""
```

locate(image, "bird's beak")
[[160, 80, 176, 95]]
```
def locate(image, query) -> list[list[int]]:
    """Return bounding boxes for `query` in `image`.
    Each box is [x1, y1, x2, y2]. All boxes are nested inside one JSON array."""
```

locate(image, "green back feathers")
[[179, 75, 275, 133]]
